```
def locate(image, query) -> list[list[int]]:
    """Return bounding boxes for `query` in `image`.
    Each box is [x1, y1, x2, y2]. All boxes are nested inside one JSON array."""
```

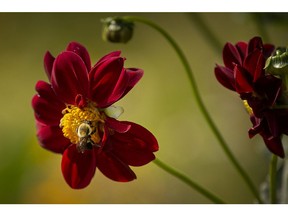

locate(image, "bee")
[[76, 121, 97, 153]]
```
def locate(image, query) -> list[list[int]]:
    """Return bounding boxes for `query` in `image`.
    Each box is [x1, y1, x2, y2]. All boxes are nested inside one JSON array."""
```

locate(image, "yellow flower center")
[[59, 102, 105, 152], [243, 100, 253, 115]]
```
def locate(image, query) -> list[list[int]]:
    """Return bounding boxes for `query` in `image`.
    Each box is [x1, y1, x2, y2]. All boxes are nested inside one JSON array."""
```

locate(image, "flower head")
[[215, 36, 288, 158], [32, 42, 158, 189]]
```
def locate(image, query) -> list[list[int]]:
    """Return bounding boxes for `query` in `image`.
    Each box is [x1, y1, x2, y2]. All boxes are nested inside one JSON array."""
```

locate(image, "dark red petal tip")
[[223, 42, 243, 69], [51, 51, 89, 105], [44, 51, 55, 81], [262, 136, 285, 158], [247, 37, 263, 54], [32, 94, 60, 126], [94, 51, 121, 68], [89, 56, 125, 107], [122, 121, 159, 152], [214, 65, 236, 91], [32, 80, 65, 126], [119, 68, 144, 99], [36, 123, 70, 154], [107, 121, 158, 166], [35, 80, 51, 95], [234, 66, 253, 93], [96, 150, 137, 182], [61, 145, 97, 189], [66, 42, 91, 71]]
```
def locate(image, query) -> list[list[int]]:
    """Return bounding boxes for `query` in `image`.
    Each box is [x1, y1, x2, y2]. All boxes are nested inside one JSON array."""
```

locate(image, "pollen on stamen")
[[243, 100, 253, 115], [59, 103, 104, 145]]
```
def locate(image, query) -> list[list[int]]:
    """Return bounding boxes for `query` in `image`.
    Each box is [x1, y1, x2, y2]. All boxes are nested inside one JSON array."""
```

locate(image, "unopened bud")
[[102, 17, 134, 43], [265, 47, 288, 76], [265, 47, 288, 100]]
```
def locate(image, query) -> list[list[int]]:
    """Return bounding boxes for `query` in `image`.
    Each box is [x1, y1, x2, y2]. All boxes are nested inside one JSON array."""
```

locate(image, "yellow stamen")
[[243, 100, 253, 115], [59, 102, 105, 145]]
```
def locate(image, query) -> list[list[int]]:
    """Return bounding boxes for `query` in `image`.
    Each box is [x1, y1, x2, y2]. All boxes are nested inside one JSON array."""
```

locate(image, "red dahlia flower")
[[215, 36, 288, 158], [32, 42, 158, 189]]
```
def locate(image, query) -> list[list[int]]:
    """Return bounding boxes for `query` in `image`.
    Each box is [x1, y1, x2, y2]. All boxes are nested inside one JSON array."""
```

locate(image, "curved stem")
[[122, 16, 263, 204], [269, 154, 278, 204], [153, 158, 225, 204]]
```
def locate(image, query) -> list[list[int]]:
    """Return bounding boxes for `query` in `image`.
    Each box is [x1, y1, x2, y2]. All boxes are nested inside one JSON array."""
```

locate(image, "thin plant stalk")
[[269, 154, 278, 204], [122, 16, 263, 204], [153, 158, 225, 204]]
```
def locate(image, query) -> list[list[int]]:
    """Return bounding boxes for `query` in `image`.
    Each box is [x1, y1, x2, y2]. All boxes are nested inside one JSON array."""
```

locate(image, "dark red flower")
[[248, 109, 288, 158], [32, 42, 158, 189], [215, 36, 288, 158], [215, 37, 276, 97]]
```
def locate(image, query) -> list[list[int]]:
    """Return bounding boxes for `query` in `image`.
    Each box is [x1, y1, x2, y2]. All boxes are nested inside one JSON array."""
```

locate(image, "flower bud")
[[265, 47, 288, 103], [102, 17, 134, 43], [265, 47, 288, 76]]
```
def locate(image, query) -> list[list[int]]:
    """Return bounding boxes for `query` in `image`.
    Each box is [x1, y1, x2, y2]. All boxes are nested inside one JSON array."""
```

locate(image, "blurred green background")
[[0, 13, 287, 204]]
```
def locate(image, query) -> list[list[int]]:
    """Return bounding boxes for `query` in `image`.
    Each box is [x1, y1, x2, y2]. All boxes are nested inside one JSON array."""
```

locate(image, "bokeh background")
[[0, 13, 287, 204]]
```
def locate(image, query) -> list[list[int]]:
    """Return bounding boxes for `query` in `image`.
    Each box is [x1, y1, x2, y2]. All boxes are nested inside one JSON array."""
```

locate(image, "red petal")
[[235, 42, 247, 60], [96, 150, 136, 182], [264, 111, 280, 137], [247, 37, 263, 54], [248, 116, 262, 138], [255, 75, 282, 106], [119, 68, 144, 99], [105, 117, 131, 133], [103, 67, 144, 107], [235, 66, 253, 93], [35, 80, 53, 97], [249, 114, 285, 158], [32, 95, 61, 126], [32, 81, 65, 126], [254, 53, 265, 82], [106, 68, 130, 106], [119, 121, 158, 152], [214, 65, 236, 91], [44, 51, 55, 81], [223, 43, 243, 69], [107, 122, 158, 166], [89, 56, 125, 107], [51, 51, 89, 105], [94, 51, 121, 68], [262, 135, 285, 158], [243, 50, 264, 81], [36, 122, 70, 154], [66, 42, 91, 72], [61, 145, 97, 189]]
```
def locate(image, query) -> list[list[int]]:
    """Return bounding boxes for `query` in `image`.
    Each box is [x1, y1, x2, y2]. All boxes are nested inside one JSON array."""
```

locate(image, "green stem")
[[269, 154, 278, 204], [153, 158, 225, 204], [187, 13, 223, 53], [122, 16, 263, 204]]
